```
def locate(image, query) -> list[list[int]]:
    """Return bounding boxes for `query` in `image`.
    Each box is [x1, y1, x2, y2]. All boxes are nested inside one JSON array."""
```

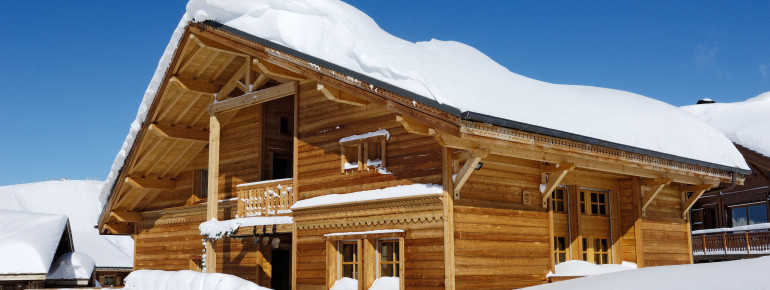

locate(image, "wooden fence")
[[692, 230, 770, 255], [236, 179, 294, 217]]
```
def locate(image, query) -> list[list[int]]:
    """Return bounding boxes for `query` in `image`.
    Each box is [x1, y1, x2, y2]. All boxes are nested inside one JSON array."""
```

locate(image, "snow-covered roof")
[[0, 210, 68, 275], [682, 92, 770, 159], [102, 0, 749, 204], [0, 180, 133, 269], [47, 252, 96, 280], [291, 183, 443, 210]]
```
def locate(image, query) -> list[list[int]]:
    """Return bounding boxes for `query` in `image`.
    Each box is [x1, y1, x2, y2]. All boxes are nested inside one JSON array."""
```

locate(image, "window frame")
[[340, 135, 387, 173], [553, 236, 569, 265], [581, 237, 610, 265], [326, 232, 404, 289], [728, 202, 768, 227], [194, 169, 208, 199], [376, 238, 402, 279], [338, 240, 360, 280], [551, 187, 567, 213], [580, 190, 609, 216]]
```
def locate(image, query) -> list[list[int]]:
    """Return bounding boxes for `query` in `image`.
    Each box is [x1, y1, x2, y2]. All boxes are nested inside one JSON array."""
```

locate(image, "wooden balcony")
[[236, 178, 294, 218], [692, 229, 770, 258]]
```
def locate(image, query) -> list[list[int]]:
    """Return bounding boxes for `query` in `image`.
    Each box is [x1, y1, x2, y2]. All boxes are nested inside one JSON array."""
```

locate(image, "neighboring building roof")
[[682, 92, 770, 159], [47, 252, 96, 280], [0, 180, 133, 269], [102, 0, 749, 203], [0, 210, 69, 275]]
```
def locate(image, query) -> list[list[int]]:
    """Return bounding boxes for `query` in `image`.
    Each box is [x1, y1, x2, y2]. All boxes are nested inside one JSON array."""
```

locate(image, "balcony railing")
[[692, 229, 770, 256], [236, 178, 294, 218]]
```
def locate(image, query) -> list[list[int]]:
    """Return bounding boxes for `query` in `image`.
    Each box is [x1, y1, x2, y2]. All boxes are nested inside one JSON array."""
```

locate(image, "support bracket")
[[641, 178, 673, 216], [452, 148, 490, 199], [540, 163, 575, 208]]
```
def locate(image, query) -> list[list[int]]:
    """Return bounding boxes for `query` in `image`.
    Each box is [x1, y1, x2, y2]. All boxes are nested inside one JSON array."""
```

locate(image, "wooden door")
[[578, 189, 611, 264]]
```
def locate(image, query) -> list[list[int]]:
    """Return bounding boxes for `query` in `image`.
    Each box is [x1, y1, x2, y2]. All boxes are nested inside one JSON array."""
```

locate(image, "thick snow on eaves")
[[100, 14, 192, 207], [682, 92, 770, 158], [0, 210, 68, 274], [184, 0, 746, 170], [291, 183, 442, 210], [0, 180, 134, 268]]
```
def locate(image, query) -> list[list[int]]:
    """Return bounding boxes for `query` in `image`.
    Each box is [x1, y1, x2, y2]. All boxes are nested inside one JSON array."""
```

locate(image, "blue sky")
[[1, 1, 768, 186]]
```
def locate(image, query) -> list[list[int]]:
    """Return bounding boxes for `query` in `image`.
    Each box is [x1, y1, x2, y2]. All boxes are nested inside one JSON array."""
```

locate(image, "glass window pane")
[[732, 207, 748, 227], [748, 204, 768, 225], [591, 193, 598, 202], [599, 193, 605, 203], [342, 243, 356, 262], [381, 263, 394, 277], [342, 264, 355, 278]]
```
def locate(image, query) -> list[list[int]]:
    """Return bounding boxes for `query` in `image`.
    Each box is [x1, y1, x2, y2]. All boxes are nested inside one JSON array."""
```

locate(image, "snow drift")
[[682, 92, 770, 158], [124, 270, 270, 290]]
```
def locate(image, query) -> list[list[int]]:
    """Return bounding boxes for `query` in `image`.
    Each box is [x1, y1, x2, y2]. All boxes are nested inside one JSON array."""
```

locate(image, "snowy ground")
[[524, 256, 770, 290]]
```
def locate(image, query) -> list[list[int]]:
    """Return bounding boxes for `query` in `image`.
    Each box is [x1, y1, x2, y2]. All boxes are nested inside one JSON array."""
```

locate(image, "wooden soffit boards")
[[187, 22, 461, 136]]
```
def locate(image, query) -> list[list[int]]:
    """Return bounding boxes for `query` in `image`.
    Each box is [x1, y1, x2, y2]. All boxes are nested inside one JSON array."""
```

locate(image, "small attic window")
[[339, 129, 389, 173]]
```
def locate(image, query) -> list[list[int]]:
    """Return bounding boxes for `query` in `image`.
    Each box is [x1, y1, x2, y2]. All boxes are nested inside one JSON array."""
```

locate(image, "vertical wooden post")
[[441, 147, 456, 290], [568, 185, 581, 261], [745, 232, 751, 254], [205, 114, 221, 273], [722, 233, 728, 254], [686, 216, 694, 264], [548, 199, 555, 272], [631, 177, 645, 267]]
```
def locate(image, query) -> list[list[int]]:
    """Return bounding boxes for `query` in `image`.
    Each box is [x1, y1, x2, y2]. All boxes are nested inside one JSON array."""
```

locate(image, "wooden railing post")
[[702, 235, 706, 253], [722, 233, 728, 254], [746, 232, 751, 254]]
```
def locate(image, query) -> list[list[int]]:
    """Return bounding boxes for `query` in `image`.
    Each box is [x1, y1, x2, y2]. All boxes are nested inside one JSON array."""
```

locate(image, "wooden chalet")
[[97, 18, 748, 290], [690, 145, 770, 262]]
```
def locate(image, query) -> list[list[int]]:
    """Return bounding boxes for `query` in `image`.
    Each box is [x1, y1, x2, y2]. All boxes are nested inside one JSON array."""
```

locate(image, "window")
[[340, 135, 387, 173], [554, 236, 569, 265], [195, 169, 208, 199], [379, 240, 400, 277], [339, 241, 359, 279], [327, 233, 403, 289], [279, 116, 291, 135], [730, 203, 768, 227], [551, 188, 566, 213], [101, 275, 116, 287], [581, 237, 610, 265], [580, 190, 608, 216]]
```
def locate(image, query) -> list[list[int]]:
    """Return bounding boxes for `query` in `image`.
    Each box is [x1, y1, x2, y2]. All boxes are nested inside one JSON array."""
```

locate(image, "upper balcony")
[[692, 225, 770, 260], [235, 178, 294, 218]]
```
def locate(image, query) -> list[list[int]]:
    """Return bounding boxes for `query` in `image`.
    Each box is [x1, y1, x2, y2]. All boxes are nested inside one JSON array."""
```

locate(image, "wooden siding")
[[294, 197, 445, 289], [454, 206, 550, 289], [296, 81, 443, 199], [618, 180, 638, 263], [641, 220, 690, 266]]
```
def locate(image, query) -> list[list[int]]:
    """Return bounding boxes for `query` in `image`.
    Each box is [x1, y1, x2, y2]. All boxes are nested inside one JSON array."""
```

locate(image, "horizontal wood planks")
[[641, 220, 690, 266], [296, 81, 442, 198], [454, 206, 549, 289]]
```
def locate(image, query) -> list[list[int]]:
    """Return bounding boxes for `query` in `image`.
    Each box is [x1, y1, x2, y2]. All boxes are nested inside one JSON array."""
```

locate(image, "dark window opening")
[[273, 157, 293, 179], [279, 116, 291, 135]]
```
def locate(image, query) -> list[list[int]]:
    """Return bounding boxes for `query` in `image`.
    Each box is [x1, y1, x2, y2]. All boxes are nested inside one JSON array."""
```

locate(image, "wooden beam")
[[317, 83, 367, 106], [452, 148, 490, 199], [124, 176, 174, 190], [109, 210, 141, 223], [254, 58, 305, 81], [681, 185, 713, 219], [205, 114, 220, 273], [441, 147, 456, 290], [641, 178, 672, 215], [149, 124, 208, 143], [104, 223, 133, 235], [170, 76, 222, 94], [192, 34, 247, 57], [540, 163, 575, 208], [210, 82, 296, 114], [216, 63, 248, 101], [396, 115, 434, 135]]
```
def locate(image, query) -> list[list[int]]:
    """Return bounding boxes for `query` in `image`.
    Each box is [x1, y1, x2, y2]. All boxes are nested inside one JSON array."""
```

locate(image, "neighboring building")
[[97, 1, 748, 289], [683, 94, 770, 262], [0, 180, 134, 286], [0, 210, 80, 289]]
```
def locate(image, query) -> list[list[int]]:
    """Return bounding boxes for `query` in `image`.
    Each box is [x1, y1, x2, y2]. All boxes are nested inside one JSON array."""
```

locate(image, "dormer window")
[[339, 129, 389, 173]]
